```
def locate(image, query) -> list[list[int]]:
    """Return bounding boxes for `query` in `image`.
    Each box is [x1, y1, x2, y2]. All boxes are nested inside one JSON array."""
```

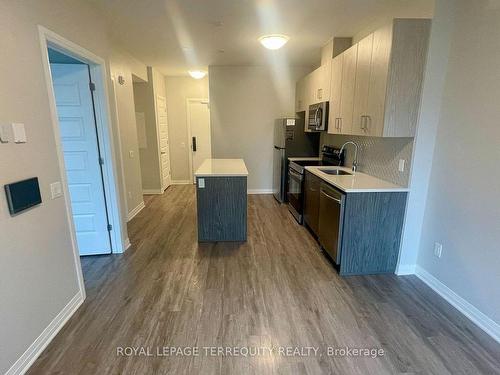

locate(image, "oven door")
[[287, 167, 304, 223]]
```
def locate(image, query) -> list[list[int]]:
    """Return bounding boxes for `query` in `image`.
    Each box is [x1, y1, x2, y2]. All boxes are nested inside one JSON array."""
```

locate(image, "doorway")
[[187, 99, 211, 182], [39, 26, 125, 269], [49, 60, 112, 255], [157, 95, 172, 190]]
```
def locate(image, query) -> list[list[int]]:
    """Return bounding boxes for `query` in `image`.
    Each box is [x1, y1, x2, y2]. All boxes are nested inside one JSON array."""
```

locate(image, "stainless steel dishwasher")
[[318, 182, 345, 265]]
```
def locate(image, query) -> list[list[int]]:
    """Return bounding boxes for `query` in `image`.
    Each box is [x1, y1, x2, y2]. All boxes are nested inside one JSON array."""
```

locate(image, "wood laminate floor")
[[28, 185, 500, 374]]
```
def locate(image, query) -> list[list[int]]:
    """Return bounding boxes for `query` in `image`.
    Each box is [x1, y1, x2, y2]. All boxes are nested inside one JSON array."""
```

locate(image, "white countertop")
[[288, 156, 321, 162], [304, 166, 409, 193], [194, 159, 248, 177]]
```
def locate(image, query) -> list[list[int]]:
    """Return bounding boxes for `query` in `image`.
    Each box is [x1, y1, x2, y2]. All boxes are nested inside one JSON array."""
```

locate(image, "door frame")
[[186, 98, 211, 183], [38, 26, 127, 293]]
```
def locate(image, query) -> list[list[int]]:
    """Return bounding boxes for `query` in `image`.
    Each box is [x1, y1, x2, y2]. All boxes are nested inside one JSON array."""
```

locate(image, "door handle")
[[320, 189, 342, 204], [361, 115, 370, 132], [192, 136, 197, 152], [314, 108, 321, 128], [289, 170, 303, 180]]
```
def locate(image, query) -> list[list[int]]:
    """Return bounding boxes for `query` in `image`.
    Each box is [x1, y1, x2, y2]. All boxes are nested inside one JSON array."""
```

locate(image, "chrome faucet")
[[339, 141, 359, 172]]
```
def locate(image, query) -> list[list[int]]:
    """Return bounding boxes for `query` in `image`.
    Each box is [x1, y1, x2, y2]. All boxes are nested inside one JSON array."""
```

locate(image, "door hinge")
[[107, 224, 113, 231], [89, 82, 96, 91], [99, 157, 104, 165]]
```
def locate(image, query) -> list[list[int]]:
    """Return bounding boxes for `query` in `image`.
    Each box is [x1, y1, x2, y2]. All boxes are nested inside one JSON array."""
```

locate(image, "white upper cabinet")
[[352, 34, 373, 136], [366, 23, 392, 136], [328, 45, 357, 135], [352, 19, 431, 137], [328, 54, 343, 135], [296, 76, 307, 112], [382, 19, 431, 137], [296, 61, 332, 114], [310, 61, 331, 104], [296, 18, 431, 138]]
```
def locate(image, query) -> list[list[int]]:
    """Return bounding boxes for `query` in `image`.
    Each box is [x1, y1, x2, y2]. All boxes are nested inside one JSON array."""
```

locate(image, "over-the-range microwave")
[[308, 101, 329, 131]]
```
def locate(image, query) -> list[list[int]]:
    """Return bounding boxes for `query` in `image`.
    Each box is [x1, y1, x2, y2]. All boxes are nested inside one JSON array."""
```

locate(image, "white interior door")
[[157, 95, 171, 190], [50, 63, 111, 255], [188, 100, 211, 182]]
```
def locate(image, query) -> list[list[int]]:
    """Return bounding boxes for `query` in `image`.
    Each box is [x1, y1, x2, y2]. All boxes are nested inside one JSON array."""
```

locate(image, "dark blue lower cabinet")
[[339, 192, 408, 276], [196, 176, 247, 242]]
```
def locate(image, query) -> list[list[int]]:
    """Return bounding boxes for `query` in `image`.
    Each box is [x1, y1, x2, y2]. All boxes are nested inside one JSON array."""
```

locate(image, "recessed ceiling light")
[[258, 34, 289, 50], [188, 70, 207, 79]]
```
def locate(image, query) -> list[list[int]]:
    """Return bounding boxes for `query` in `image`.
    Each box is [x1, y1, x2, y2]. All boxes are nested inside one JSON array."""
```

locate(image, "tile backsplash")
[[320, 133, 414, 186]]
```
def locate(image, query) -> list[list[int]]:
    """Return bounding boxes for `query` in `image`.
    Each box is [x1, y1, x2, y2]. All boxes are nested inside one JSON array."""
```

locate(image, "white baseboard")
[[124, 237, 131, 251], [127, 201, 145, 222], [6, 291, 84, 375], [415, 265, 500, 343], [171, 180, 192, 185], [395, 263, 416, 275], [248, 189, 273, 195], [142, 189, 163, 195]]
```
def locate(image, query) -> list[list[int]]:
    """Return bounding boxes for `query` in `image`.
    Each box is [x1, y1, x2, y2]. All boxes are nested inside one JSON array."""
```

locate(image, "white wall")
[[415, 0, 500, 327], [0, 1, 146, 373], [133, 67, 168, 192], [109, 49, 145, 216], [397, 0, 455, 272], [209, 66, 311, 191]]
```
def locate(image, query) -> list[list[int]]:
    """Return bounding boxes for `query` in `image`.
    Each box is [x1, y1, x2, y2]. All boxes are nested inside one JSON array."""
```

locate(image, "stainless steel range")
[[287, 145, 344, 223]]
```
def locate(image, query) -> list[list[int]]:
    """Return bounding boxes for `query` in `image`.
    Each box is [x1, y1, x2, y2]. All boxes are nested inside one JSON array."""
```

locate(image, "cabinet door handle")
[[338, 118, 342, 132], [320, 189, 342, 204], [361, 115, 369, 131]]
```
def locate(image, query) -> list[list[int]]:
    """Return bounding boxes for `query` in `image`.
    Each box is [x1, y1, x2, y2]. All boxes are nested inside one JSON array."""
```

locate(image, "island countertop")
[[195, 159, 249, 177]]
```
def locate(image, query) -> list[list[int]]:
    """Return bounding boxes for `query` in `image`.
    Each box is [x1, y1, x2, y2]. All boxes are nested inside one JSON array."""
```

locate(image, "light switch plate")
[[12, 123, 27, 143], [434, 242, 443, 258], [198, 178, 205, 188], [398, 159, 406, 172], [0, 125, 9, 143], [50, 182, 63, 199]]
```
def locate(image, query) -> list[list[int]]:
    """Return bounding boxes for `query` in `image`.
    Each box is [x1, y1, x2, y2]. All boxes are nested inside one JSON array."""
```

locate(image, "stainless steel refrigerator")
[[272, 117, 320, 202]]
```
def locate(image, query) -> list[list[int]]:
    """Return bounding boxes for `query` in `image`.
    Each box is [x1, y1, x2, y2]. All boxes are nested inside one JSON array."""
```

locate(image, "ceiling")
[[94, 0, 434, 76]]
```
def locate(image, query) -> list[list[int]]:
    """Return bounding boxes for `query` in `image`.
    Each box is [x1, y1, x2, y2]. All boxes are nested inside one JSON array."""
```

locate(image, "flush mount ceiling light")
[[258, 34, 289, 50], [188, 70, 207, 79]]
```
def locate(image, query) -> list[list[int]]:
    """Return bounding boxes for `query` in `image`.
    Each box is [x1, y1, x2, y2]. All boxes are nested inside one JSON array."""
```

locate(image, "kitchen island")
[[195, 159, 248, 242]]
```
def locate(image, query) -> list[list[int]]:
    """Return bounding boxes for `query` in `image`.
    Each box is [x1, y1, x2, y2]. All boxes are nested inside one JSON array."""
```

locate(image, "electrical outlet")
[[129, 150, 134, 158], [128, 191, 132, 199], [434, 242, 443, 258], [398, 159, 406, 172]]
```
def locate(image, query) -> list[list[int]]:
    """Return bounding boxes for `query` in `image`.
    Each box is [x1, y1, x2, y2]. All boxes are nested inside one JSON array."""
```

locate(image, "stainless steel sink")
[[319, 168, 352, 176]]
